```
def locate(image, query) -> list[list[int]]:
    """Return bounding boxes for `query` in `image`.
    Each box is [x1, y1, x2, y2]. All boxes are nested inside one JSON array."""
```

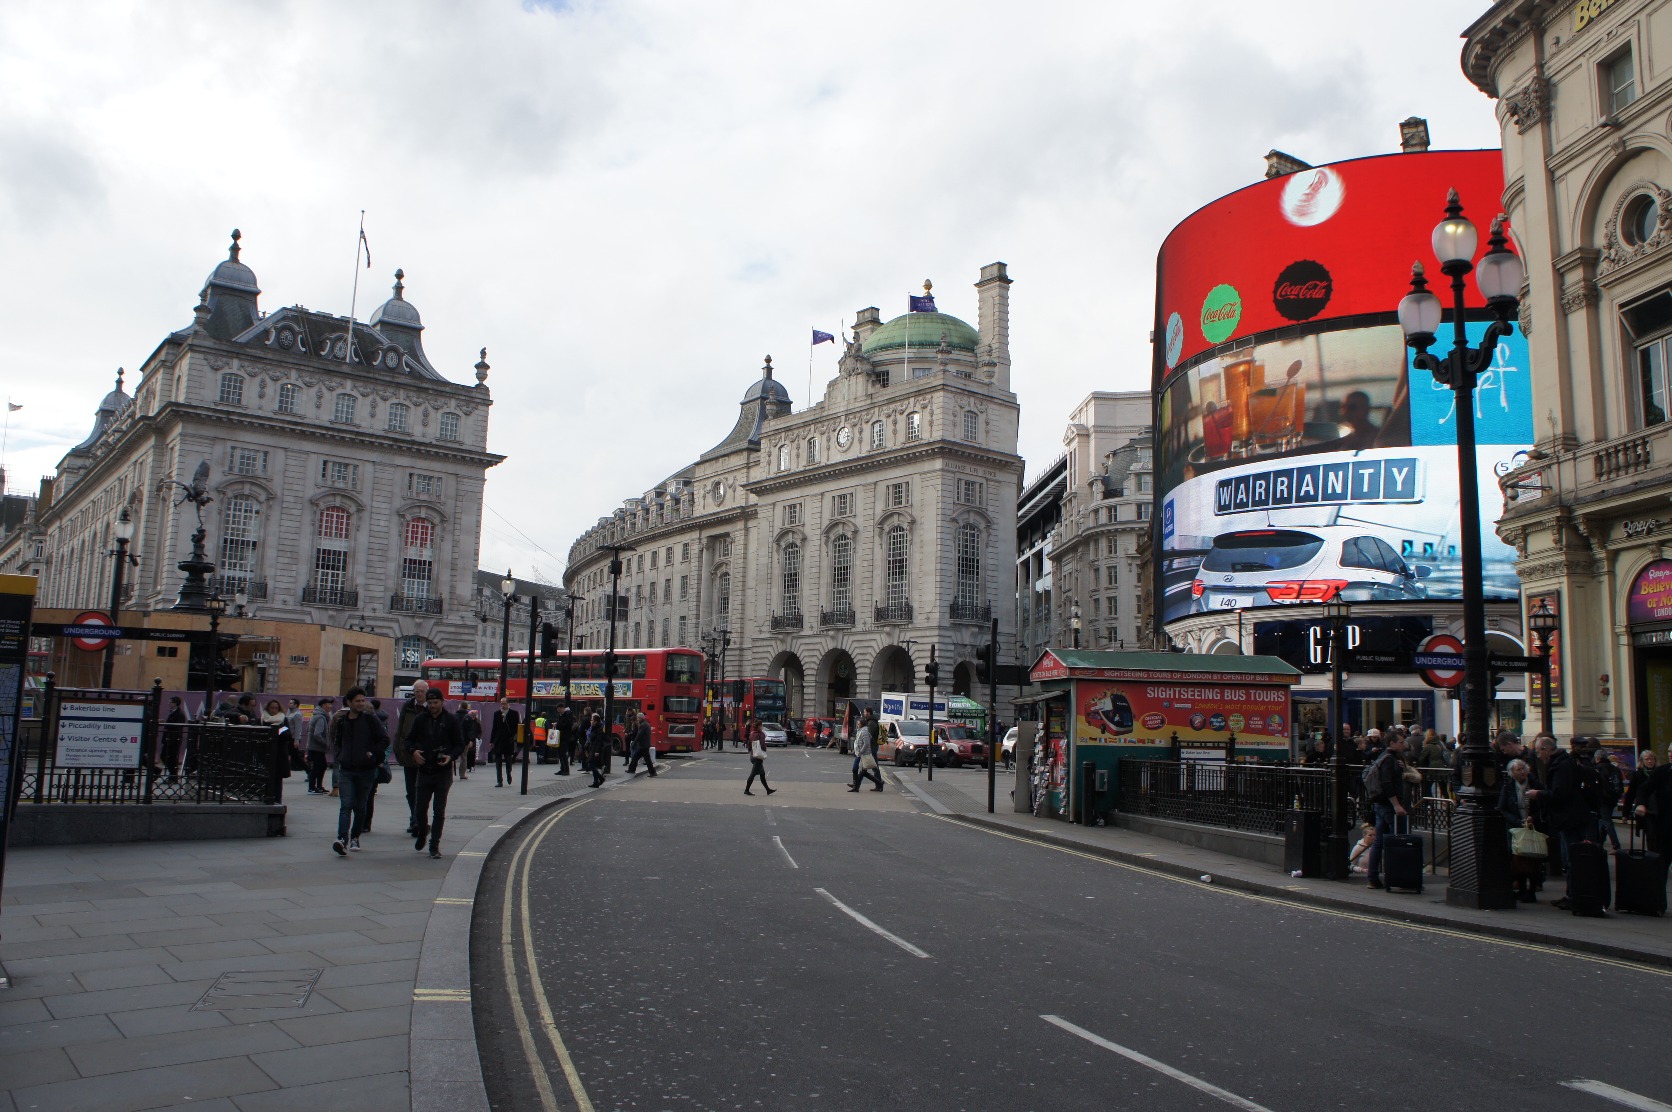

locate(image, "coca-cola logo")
[[1200, 284, 1242, 344], [1273, 260, 1332, 321]]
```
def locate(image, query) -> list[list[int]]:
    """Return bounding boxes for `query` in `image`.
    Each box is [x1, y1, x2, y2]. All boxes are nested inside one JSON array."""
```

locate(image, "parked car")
[[802, 717, 838, 746], [1001, 726, 1019, 767], [933, 724, 986, 767], [1189, 526, 1430, 612], [756, 721, 790, 747]]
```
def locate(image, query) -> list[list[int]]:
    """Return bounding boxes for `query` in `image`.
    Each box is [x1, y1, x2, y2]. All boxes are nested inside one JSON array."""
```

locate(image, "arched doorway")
[[814, 647, 856, 717], [1208, 638, 1244, 655], [870, 644, 915, 698], [952, 660, 977, 697], [767, 651, 806, 719]]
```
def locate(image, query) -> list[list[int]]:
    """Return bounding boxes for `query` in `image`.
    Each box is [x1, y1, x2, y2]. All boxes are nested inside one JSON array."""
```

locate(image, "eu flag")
[[811, 329, 835, 345], [909, 294, 936, 312]]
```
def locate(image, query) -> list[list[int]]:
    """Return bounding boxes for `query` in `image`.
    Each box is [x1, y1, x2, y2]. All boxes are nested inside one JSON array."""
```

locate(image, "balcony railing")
[[770, 611, 804, 631], [875, 601, 914, 624], [391, 593, 444, 614], [210, 576, 268, 601], [950, 600, 992, 623], [302, 584, 358, 608], [1594, 433, 1654, 481], [821, 607, 856, 628]]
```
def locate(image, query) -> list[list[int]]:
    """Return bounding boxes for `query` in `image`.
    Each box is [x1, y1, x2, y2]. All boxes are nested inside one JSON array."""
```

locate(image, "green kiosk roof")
[[1030, 649, 1301, 685]]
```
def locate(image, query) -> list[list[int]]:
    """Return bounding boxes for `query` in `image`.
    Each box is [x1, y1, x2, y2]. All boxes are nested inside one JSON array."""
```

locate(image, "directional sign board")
[[1342, 651, 1414, 673]]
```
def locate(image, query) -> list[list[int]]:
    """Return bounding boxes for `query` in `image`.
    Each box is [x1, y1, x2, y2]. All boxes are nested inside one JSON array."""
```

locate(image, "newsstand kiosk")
[[1026, 649, 1302, 824]]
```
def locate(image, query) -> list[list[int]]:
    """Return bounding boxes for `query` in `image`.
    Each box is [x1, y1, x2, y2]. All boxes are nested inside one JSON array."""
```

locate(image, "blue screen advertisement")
[[1157, 322, 1531, 622]]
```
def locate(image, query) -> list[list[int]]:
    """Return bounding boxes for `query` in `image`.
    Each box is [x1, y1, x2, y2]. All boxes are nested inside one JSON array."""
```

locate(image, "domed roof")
[[740, 355, 790, 404], [369, 269, 421, 329], [862, 311, 979, 354], [204, 229, 259, 293]]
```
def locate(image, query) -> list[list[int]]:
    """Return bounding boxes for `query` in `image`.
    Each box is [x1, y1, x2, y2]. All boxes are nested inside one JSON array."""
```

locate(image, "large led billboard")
[[1154, 150, 1530, 625]]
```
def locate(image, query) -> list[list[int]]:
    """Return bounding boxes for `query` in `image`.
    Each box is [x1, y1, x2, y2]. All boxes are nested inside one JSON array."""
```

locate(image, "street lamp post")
[[716, 628, 732, 745], [102, 508, 137, 688], [1528, 598, 1560, 739], [1322, 599, 1351, 879], [601, 544, 635, 768], [521, 592, 539, 795], [1398, 190, 1524, 911], [204, 593, 227, 716], [564, 592, 577, 719], [498, 569, 517, 694]]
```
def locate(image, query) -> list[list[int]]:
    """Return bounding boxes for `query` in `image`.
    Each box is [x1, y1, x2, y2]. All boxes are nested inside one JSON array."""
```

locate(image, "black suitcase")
[[1615, 825, 1666, 917], [1383, 816, 1424, 893], [1567, 839, 1611, 917]]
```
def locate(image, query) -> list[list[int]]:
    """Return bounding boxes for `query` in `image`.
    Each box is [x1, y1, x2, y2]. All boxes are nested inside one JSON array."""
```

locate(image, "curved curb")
[[947, 814, 1672, 972]]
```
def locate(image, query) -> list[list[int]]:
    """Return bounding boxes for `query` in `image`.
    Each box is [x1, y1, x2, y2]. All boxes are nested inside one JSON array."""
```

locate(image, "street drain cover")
[[194, 969, 323, 1011]]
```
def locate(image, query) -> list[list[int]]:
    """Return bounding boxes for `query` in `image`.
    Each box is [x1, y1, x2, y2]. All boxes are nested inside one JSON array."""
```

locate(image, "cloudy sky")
[[0, 0, 1504, 584]]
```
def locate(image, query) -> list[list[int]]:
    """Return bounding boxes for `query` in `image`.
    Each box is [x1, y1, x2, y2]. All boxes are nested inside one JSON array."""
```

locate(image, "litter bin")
[[1284, 809, 1324, 877]]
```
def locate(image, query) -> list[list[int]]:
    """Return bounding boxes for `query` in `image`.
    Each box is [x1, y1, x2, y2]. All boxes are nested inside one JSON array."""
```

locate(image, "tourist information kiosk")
[[1026, 649, 1302, 822]]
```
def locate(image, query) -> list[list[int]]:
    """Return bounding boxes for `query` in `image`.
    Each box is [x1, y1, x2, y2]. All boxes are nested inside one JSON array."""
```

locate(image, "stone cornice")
[[149, 402, 505, 467], [567, 506, 756, 574], [1460, 0, 1547, 96], [743, 441, 1022, 498]]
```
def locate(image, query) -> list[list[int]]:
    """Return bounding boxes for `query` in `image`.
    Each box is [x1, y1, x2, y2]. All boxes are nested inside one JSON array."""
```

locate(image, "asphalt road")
[[472, 748, 1672, 1112]]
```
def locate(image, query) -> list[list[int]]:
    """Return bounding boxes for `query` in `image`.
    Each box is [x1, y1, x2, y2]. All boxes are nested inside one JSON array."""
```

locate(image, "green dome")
[[861, 311, 980, 354]]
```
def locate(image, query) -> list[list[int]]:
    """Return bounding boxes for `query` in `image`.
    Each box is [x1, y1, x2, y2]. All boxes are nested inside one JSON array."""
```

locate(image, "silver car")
[[1190, 527, 1431, 611], [757, 721, 789, 747]]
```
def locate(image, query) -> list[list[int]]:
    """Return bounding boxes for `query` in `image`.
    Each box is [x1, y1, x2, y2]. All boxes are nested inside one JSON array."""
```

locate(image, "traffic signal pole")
[[986, 617, 998, 814], [924, 646, 938, 783]]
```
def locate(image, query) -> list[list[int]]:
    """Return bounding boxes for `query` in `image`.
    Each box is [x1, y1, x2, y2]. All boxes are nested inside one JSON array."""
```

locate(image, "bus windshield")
[[664, 653, 701, 685]]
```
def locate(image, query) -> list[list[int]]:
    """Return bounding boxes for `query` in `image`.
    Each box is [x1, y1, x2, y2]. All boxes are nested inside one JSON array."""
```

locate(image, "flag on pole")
[[811, 329, 835, 346], [358, 223, 371, 268], [6, 403, 19, 412], [908, 293, 936, 312]]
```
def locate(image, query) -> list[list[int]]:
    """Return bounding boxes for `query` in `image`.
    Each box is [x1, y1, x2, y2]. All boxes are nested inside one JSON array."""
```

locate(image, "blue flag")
[[909, 293, 936, 312], [811, 329, 835, 345]]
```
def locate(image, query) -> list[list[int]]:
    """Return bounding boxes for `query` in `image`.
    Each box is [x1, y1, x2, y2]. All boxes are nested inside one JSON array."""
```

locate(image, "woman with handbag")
[[1499, 758, 1547, 902]]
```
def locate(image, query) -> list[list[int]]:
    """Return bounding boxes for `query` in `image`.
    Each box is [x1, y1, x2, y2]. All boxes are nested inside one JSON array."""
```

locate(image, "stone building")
[[1466, 0, 1672, 749], [470, 569, 568, 661], [1016, 454, 1065, 669], [564, 265, 1024, 718], [14, 230, 504, 691]]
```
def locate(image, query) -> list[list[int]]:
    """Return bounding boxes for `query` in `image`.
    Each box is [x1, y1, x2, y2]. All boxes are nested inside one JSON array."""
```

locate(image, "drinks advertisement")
[[1074, 680, 1290, 750]]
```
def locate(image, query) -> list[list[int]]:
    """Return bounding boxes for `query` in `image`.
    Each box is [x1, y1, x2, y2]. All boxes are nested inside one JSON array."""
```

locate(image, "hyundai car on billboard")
[[1153, 150, 1531, 624]]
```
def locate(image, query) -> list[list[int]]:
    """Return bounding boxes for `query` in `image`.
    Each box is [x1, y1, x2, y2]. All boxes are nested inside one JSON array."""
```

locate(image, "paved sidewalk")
[[0, 761, 599, 1112], [895, 764, 1672, 968]]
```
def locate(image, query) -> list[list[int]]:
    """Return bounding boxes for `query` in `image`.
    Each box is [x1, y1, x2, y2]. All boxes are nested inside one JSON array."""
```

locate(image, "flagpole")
[[1, 399, 12, 490], [808, 330, 814, 408], [346, 210, 366, 365]]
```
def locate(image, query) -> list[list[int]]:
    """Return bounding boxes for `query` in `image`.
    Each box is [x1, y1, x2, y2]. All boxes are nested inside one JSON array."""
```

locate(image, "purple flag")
[[811, 329, 835, 345], [909, 293, 936, 312]]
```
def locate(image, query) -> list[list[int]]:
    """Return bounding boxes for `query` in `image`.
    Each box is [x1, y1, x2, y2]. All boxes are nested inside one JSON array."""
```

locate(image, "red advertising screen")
[[1155, 150, 1507, 381]]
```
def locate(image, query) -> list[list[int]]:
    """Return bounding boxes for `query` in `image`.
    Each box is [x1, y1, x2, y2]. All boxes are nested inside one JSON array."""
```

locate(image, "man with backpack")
[[1361, 733, 1409, 890]]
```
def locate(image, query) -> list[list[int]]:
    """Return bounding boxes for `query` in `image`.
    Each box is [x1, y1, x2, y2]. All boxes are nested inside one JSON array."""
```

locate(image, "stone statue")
[[160, 459, 214, 530]]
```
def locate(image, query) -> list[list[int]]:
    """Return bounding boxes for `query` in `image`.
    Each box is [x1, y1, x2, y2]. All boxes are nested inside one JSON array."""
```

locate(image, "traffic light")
[[540, 622, 558, 661], [924, 659, 940, 689], [732, 679, 747, 701], [975, 642, 994, 685]]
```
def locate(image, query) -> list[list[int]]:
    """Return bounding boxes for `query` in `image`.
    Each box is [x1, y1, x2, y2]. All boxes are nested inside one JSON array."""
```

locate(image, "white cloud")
[[0, 0, 1504, 581]]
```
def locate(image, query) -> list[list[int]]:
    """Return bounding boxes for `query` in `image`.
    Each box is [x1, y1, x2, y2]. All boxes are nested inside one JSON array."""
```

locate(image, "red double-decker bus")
[[721, 676, 787, 742], [421, 647, 705, 755]]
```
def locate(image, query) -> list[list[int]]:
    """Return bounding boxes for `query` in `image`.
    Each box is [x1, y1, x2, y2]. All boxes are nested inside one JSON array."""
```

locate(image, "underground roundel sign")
[[70, 610, 116, 651], [1417, 634, 1465, 688]]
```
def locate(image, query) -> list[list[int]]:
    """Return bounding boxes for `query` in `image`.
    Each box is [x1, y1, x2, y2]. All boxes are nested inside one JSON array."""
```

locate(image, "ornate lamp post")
[[1321, 598, 1351, 879], [1397, 190, 1524, 911], [102, 508, 138, 688], [498, 569, 517, 694], [600, 543, 636, 762], [1527, 598, 1560, 739], [204, 592, 227, 714], [1070, 602, 1082, 650]]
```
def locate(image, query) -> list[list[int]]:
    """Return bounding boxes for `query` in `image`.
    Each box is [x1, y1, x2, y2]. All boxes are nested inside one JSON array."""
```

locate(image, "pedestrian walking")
[[1362, 733, 1409, 889], [329, 687, 388, 856], [394, 680, 430, 831], [1499, 758, 1544, 902], [159, 696, 188, 783], [459, 705, 481, 780], [409, 688, 465, 858], [491, 697, 520, 786], [625, 712, 658, 776], [849, 711, 884, 792], [744, 731, 774, 796], [305, 697, 334, 793], [587, 713, 608, 788], [287, 698, 306, 759]]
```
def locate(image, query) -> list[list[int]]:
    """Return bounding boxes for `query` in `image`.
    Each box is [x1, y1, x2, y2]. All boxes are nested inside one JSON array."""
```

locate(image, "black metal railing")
[[17, 718, 288, 807], [875, 601, 914, 624], [950, 600, 992, 623], [770, 611, 803, 631], [391, 593, 443, 614], [821, 607, 856, 628], [210, 576, 269, 601], [303, 583, 358, 607]]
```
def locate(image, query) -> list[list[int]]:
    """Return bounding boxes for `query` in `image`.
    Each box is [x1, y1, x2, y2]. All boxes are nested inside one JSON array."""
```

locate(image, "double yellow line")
[[499, 798, 597, 1112]]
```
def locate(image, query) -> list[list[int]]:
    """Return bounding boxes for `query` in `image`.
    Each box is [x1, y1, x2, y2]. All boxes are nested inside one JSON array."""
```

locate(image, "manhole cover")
[[194, 969, 322, 1011]]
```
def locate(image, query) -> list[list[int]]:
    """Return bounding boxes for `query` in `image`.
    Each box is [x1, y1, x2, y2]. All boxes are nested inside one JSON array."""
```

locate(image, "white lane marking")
[[1041, 1015, 1276, 1112], [814, 888, 929, 959], [1564, 1080, 1672, 1111], [773, 836, 799, 869]]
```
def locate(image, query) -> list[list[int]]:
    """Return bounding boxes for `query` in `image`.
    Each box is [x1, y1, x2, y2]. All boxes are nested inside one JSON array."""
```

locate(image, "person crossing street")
[[744, 730, 774, 796], [409, 688, 466, 859]]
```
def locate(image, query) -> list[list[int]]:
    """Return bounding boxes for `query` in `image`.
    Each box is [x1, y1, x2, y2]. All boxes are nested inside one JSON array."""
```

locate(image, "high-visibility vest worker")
[[532, 716, 548, 744]]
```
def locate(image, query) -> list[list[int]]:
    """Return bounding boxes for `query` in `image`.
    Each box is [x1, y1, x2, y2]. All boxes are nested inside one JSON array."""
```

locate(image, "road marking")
[[499, 798, 597, 1112], [936, 815, 1672, 978], [1041, 1015, 1276, 1112], [435, 896, 473, 906], [815, 888, 929, 958], [773, 836, 799, 869], [413, 987, 470, 1002], [1563, 1080, 1672, 1111]]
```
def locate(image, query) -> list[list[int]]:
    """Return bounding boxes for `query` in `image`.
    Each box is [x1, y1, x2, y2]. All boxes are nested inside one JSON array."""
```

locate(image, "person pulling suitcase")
[[1362, 734, 1410, 891]]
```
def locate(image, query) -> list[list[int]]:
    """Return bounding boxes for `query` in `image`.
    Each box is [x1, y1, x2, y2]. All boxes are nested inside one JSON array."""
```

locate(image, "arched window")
[[438, 412, 460, 441], [313, 507, 351, 600], [885, 524, 909, 607], [219, 495, 259, 593], [398, 634, 438, 672], [401, 517, 435, 601], [277, 382, 300, 414], [906, 412, 922, 441], [871, 420, 885, 450], [956, 524, 982, 609], [781, 543, 802, 616], [219, 373, 244, 406], [830, 533, 852, 612], [778, 444, 791, 471], [717, 572, 731, 627], [387, 402, 410, 433], [807, 437, 820, 465]]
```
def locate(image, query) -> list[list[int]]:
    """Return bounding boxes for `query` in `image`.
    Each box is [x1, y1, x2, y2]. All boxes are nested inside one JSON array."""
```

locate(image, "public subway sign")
[[55, 699, 146, 769], [1214, 457, 1420, 515], [1628, 560, 1672, 625]]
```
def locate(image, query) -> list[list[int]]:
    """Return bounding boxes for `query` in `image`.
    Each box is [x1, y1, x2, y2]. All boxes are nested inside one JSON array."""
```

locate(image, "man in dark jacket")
[[624, 712, 658, 776], [330, 688, 389, 856], [555, 708, 575, 776], [305, 697, 335, 793], [1527, 736, 1593, 909], [490, 698, 520, 787], [214, 694, 257, 724], [1363, 733, 1409, 890], [393, 680, 430, 833], [408, 688, 465, 858]]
